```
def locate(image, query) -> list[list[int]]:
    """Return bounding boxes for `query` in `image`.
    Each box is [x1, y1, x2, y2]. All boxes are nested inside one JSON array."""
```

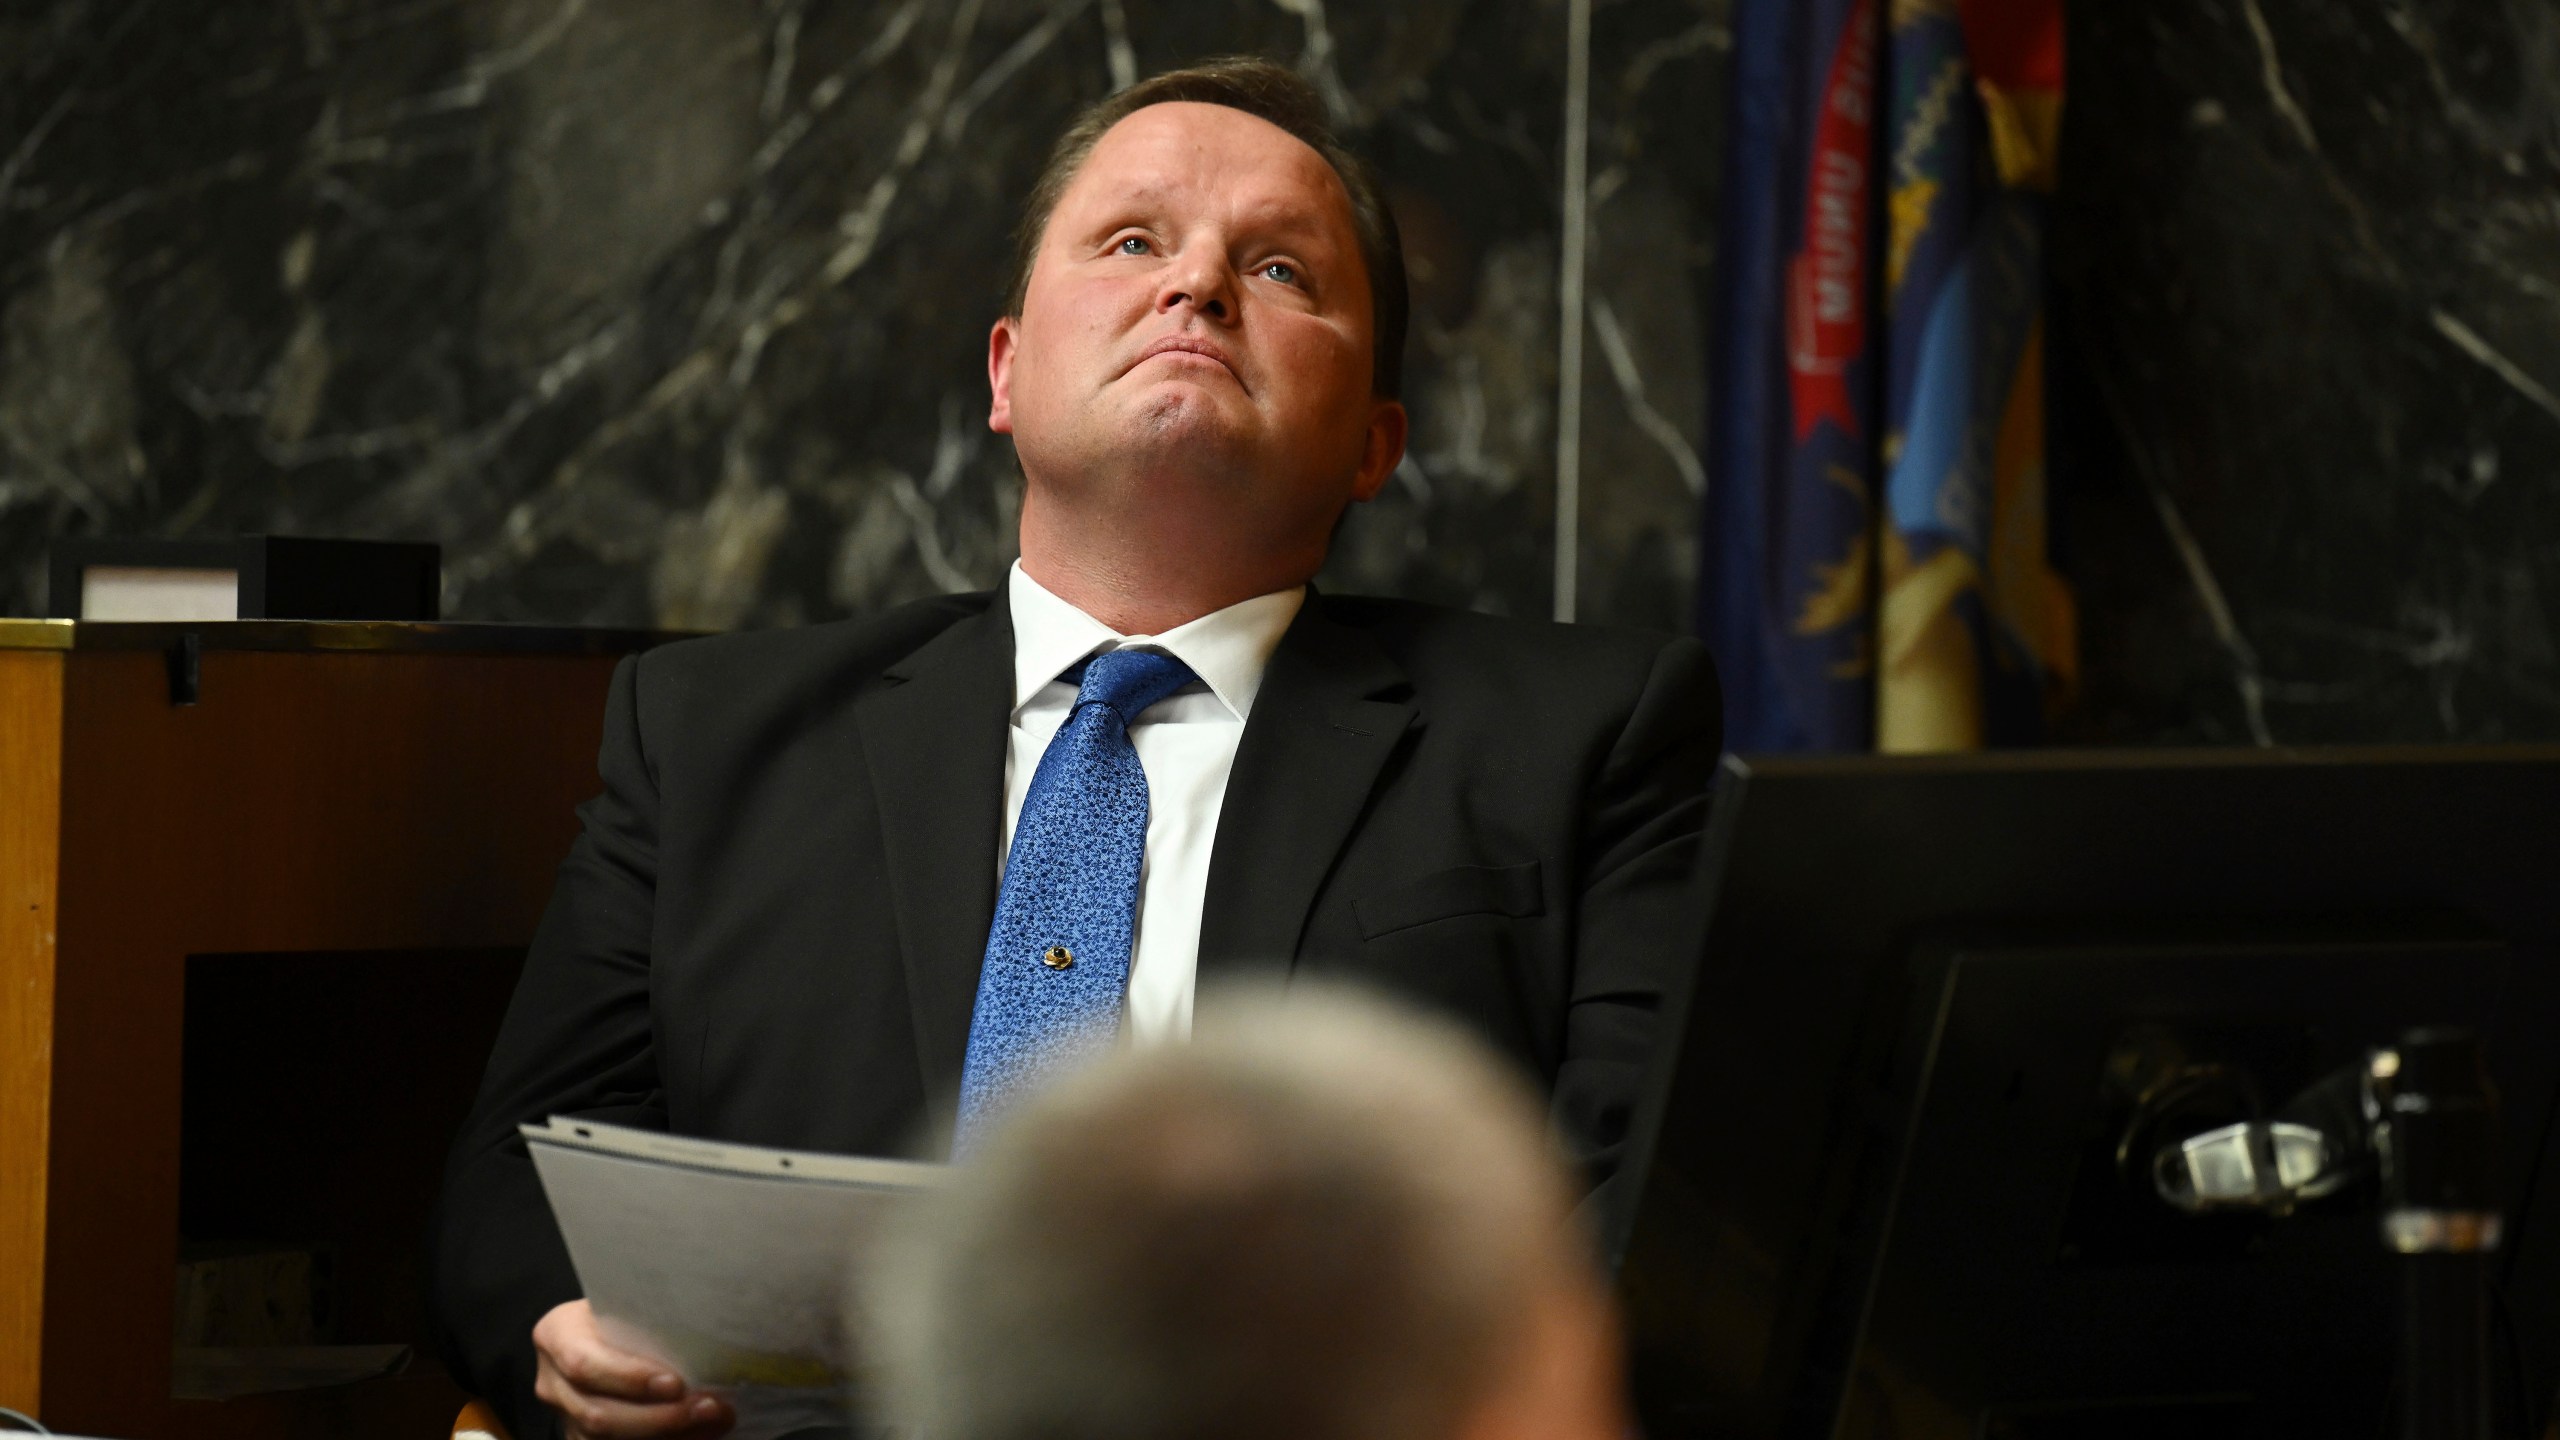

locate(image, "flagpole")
[[1553, 0, 1591, 624]]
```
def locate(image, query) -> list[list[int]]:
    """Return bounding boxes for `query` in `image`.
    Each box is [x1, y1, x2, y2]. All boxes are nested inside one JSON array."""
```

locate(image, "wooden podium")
[[0, 619, 665, 1438]]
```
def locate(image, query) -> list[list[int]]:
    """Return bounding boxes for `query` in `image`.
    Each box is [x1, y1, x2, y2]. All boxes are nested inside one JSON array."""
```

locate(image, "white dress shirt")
[[1001, 561, 1304, 1045]]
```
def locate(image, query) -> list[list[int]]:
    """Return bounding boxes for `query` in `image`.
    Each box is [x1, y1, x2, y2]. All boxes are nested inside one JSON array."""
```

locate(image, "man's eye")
[[1262, 261, 1297, 284], [1118, 236, 1150, 255]]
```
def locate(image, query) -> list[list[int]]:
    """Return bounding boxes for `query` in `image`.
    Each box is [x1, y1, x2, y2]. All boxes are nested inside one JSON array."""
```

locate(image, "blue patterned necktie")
[[954, 647, 1198, 1147]]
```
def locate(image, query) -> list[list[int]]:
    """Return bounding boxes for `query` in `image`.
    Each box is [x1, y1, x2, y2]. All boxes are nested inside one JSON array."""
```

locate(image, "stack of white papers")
[[523, 1117, 942, 1439]]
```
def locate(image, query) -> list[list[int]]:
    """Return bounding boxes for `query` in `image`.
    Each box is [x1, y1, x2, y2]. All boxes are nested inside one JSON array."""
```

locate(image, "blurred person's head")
[[989, 59, 1411, 632], [866, 985, 1626, 1440]]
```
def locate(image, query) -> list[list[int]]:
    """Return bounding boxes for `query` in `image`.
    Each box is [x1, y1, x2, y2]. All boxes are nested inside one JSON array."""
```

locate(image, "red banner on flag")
[[1785, 0, 1875, 442]]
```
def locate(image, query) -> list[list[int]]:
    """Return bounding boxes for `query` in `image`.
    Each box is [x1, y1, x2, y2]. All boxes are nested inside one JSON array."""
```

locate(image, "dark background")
[[4, 0, 2554, 744]]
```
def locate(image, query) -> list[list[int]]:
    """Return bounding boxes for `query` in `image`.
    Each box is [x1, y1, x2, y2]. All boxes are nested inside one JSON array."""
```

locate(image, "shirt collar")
[[1006, 560, 1304, 722]]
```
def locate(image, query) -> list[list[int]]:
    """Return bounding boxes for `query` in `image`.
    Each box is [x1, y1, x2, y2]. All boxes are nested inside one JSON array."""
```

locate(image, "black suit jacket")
[[432, 588, 1720, 1436]]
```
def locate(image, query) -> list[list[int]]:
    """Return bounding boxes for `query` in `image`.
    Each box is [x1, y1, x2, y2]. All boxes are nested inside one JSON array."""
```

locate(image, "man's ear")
[[987, 316, 1020, 435], [1348, 398, 1409, 503]]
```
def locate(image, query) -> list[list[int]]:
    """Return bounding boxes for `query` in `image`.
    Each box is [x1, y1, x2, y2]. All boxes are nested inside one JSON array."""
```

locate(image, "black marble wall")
[[2052, 0, 2560, 743], [0, 0, 1722, 633], [6, 0, 2556, 743]]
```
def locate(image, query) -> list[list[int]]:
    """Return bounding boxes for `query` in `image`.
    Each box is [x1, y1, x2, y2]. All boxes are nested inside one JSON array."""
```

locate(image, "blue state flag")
[[1701, 0, 2073, 752], [1700, 0, 1883, 752]]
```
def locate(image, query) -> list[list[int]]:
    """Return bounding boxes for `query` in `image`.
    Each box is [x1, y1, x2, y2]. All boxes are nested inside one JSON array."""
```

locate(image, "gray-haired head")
[[864, 984, 1608, 1440]]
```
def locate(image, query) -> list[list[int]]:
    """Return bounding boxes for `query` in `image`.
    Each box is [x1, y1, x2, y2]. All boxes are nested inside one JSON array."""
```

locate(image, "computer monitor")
[[1607, 747, 2560, 1439]]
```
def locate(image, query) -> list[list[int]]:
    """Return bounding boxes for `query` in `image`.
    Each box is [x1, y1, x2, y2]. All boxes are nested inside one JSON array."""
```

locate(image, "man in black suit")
[[435, 57, 1719, 1440]]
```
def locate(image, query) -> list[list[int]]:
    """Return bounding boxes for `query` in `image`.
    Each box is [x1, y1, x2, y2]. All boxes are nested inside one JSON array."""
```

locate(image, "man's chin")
[[1118, 385, 1256, 457]]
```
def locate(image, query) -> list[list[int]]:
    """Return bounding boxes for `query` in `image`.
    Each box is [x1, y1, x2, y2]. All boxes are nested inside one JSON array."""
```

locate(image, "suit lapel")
[[1198, 595, 1418, 980], [854, 597, 1014, 1093]]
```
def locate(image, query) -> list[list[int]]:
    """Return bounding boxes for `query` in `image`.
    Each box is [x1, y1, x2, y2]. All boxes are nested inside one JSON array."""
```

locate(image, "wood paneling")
[[1, 634, 633, 1437], [0, 650, 65, 1413]]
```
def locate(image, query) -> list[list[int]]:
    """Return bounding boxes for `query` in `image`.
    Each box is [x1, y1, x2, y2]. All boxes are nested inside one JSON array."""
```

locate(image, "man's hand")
[[532, 1300, 734, 1439]]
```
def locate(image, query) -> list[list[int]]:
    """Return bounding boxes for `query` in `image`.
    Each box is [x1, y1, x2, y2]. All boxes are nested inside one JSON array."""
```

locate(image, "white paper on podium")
[[523, 1117, 943, 1439]]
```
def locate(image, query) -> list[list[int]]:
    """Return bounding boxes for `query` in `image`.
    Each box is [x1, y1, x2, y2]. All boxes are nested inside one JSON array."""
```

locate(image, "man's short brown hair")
[[1006, 56, 1409, 400]]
